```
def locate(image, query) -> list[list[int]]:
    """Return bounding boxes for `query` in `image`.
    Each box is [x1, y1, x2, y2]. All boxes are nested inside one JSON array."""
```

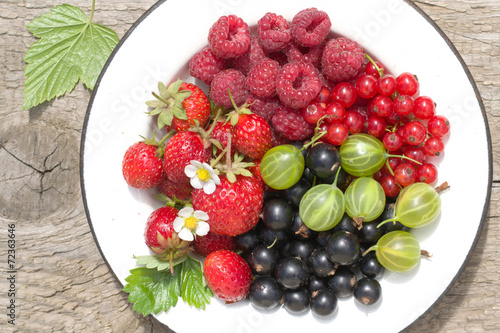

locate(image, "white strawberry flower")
[[173, 207, 210, 241], [184, 160, 220, 194]]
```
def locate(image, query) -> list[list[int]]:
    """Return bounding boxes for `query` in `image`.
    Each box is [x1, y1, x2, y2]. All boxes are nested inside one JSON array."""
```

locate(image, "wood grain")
[[0, 0, 498, 332]]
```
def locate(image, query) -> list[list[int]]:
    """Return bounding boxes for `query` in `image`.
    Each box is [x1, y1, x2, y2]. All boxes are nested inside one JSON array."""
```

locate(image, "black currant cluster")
[[234, 143, 409, 317]]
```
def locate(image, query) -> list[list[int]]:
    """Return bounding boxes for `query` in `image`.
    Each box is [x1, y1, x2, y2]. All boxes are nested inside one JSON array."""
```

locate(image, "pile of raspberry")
[[189, 8, 365, 143]]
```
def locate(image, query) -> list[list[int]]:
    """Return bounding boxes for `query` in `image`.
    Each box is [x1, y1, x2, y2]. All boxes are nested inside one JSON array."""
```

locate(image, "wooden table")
[[0, 0, 498, 332]]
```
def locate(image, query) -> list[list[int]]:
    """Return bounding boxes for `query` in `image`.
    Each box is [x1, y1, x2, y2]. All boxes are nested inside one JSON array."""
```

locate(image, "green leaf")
[[134, 255, 188, 271], [123, 266, 181, 316], [23, 4, 119, 110], [180, 257, 213, 309]]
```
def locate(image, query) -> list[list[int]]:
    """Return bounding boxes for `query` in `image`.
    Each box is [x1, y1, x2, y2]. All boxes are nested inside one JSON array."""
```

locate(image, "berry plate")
[[80, 0, 492, 332]]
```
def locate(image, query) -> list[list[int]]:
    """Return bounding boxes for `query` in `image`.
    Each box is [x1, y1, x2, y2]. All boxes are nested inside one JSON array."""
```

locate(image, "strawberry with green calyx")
[[226, 90, 272, 160], [122, 132, 170, 189], [144, 206, 193, 275], [146, 79, 211, 132], [192, 132, 264, 236]]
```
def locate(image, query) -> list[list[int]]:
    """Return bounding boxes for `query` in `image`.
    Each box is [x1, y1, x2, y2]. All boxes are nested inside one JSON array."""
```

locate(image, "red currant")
[[376, 74, 397, 96], [379, 174, 401, 197], [427, 115, 450, 137], [355, 74, 378, 99], [413, 96, 436, 120], [331, 82, 357, 108], [392, 94, 414, 115], [396, 72, 419, 96], [416, 163, 438, 184], [424, 136, 445, 157], [403, 145, 427, 166], [383, 132, 404, 151], [364, 61, 385, 78], [301, 101, 326, 124], [315, 86, 332, 104], [366, 115, 387, 138], [324, 101, 346, 123], [385, 111, 409, 126], [368, 95, 393, 117], [326, 122, 349, 146], [402, 121, 427, 145], [394, 163, 417, 187], [343, 110, 365, 134]]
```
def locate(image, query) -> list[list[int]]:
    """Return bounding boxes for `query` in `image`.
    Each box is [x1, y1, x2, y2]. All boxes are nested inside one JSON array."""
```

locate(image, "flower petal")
[[211, 172, 221, 185], [191, 160, 203, 168], [203, 180, 216, 194], [184, 164, 198, 178], [190, 176, 204, 189], [194, 210, 209, 221], [196, 221, 210, 236], [173, 217, 185, 232], [178, 207, 194, 218], [178, 228, 194, 241]]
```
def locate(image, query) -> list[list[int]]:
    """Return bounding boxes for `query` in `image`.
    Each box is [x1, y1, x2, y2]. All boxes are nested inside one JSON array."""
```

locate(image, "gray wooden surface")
[[0, 0, 498, 332]]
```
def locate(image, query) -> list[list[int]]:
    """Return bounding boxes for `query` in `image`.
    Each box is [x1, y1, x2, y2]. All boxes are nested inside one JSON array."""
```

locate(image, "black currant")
[[234, 227, 259, 252], [284, 178, 311, 207], [249, 277, 284, 310], [308, 275, 328, 293], [289, 212, 319, 241], [357, 220, 383, 243], [288, 240, 315, 262], [262, 198, 294, 231], [307, 247, 337, 278], [331, 213, 357, 234], [310, 289, 338, 317], [326, 266, 356, 298], [275, 257, 310, 290], [353, 277, 382, 306], [325, 231, 361, 266], [359, 252, 385, 278], [283, 287, 310, 314], [306, 142, 341, 179], [248, 244, 279, 276]]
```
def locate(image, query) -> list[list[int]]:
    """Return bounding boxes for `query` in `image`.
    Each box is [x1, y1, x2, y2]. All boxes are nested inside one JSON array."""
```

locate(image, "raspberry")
[[189, 46, 226, 85], [210, 69, 248, 108], [322, 37, 365, 82], [286, 42, 324, 68], [246, 95, 281, 123], [275, 61, 322, 109], [291, 8, 331, 47], [257, 12, 292, 52], [229, 35, 267, 76], [270, 125, 292, 147], [208, 15, 250, 59], [246, 58, 280, 98], [271, 106, 315, 141]]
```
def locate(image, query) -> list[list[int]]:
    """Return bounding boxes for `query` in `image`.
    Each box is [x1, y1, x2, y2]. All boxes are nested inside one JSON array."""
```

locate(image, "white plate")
[[80, 1, 492, 332]]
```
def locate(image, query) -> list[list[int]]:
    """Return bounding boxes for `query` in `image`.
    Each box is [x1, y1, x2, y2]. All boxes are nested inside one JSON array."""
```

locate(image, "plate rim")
[[79, 0, 493, 331]]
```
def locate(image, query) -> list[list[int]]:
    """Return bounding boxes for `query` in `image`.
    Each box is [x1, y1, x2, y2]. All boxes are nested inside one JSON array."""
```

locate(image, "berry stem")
[[365, 53, 384, 77], [386, 154, 422, 166], [435, 181, 450, 194]]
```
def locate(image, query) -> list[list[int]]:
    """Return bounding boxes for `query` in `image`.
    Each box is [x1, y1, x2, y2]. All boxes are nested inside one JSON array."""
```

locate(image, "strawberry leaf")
[[23, 4, 119, 110], [180, 257, 213, 309], [134, 254, 187, 271], [123, 266, 181, 316]]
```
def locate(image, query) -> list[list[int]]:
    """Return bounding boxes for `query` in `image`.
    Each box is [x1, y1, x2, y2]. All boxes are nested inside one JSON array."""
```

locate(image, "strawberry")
[[146, 79, 211, 132], [122, 133, 166, 189], [157, 176, 193, 201], [191, 174, 263, 236], [163, 130, 212, 183], [203, 250, 252, 302], [193, 231, 235, 257], [227, 93, 272, 160], [144, 206, 192, 273]]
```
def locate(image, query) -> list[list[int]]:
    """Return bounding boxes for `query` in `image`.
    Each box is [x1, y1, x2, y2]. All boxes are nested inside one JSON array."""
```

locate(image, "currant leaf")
[[23, 4, 119, 110]]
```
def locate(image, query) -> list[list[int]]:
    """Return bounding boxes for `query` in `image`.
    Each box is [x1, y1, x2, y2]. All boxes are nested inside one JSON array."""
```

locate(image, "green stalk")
[[89, 0, 96, 22]]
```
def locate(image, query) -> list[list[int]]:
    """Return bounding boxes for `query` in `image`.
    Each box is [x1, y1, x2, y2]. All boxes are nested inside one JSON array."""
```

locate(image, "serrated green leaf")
[[146, 99, 164, 108], [180, 257, 213, 309], [123, 266, 181, 316], [172, 106, 188, 120], [23, 4, 119, 110], [159, 111, 174, 128], [134, 255, 188, 271], [166, 79, 183, 96]]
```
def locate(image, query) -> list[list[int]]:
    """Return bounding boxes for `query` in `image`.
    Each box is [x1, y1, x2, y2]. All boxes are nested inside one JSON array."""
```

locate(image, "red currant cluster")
[[300, 59, 450, 198]]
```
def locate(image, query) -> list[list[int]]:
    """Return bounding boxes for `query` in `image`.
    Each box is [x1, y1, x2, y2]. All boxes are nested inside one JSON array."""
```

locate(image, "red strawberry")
[[203, 250, 252, 302], [157, 176, 192, 201], [191, 174, 263, 236], [122, 134, 166, 189], [144, 206, 192, 273], [163, 131, 211, 183], [146, 79, 211, 132], [232, 112, 272, 160], [193, 231, 235, 257]]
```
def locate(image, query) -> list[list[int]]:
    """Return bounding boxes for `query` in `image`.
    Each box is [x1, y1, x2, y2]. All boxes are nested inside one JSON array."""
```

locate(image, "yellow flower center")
[[196, 168, 211, 182], [184, 216, 198, 230]]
